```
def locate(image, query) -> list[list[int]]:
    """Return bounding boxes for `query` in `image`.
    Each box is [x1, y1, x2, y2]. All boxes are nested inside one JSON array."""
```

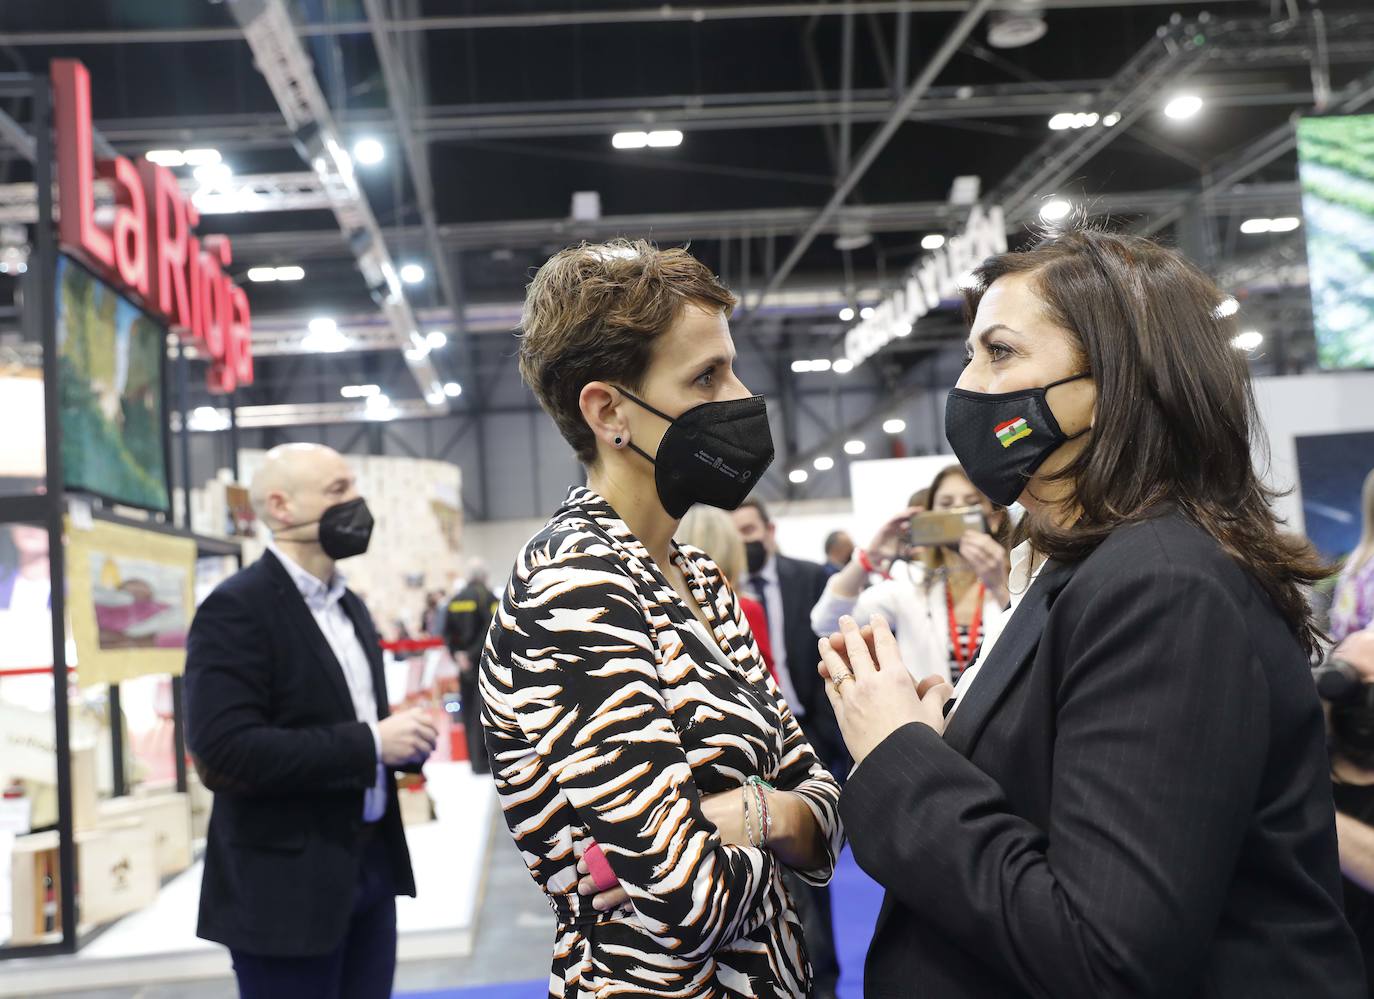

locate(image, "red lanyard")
[[947, 582, 985, 669]]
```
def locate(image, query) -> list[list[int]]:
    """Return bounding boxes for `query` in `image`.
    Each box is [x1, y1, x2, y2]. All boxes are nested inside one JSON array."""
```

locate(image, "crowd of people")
[[179, 234, 1374, 999]]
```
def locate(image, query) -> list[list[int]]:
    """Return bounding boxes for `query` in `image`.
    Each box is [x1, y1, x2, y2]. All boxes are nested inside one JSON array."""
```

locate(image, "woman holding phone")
[[811, 464, 1010, 686], [817, 229, 1364, 997]]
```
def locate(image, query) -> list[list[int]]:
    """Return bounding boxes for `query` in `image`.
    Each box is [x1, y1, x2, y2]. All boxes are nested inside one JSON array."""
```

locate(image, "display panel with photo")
[[56, 255, 170, 512], [0, 521, 54, 670], [1294, 431, 1374, 561], [1297, 113, 1374, 371], [65, 518, 195, 687]]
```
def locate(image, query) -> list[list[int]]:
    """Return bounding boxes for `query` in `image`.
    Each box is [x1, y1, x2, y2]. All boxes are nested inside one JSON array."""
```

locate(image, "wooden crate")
[[97, 792, 192, 879], [9, 819, 158, 944]]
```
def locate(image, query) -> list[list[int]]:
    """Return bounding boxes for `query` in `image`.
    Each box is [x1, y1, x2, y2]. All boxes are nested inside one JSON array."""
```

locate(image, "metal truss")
[[228, 0, 447, 407], [0, 0, 1265, 48], [0, 172, 331, 224]]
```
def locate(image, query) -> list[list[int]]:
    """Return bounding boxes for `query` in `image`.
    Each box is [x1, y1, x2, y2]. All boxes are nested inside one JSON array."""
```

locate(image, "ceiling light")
[[839, 306, 855, 322], [1048, 112, 1075, 131], [646, 130, 683, 148], [921, 234, 946, 250], [426, 389, 447, 406], [1079, 112, 1099, 127], [246, 266, 278, 283], [1214, 296, 1240, 319], [883, 418, 907, 434], [1102, 112, 1122, 127], [811, 358, 833, 372], [399, 263, 426, 284], [1039, 199, 1073, 223], [341, 384, 381, 399], [788, 469, 809, 484], [274, 265, 305, 281], [860, 307, 875, 320], [832, 358, 854, 374], [813, 456, 835, 472], [894, 323, 913, 337], [188, 406, 230, 432], [193, 162, 233, 187], [444, 382, 463, 398], [1268, 216, 1301, 233], [302, 317, 350, 353], [426, 331, 448, 350], [145, 149, 186, 167], [791, 359, 813, 374], [353, 137, 385, 166], [1240, 218, 1272, 234], [183, 148, 222, 167], [1164, 94, 1203, 120], [844, 440, 866, 456], [366, 393, 391, 410], [1232, 330, 1264, 351], [612, 131, 650, 150], [405, 345, 430, 361]]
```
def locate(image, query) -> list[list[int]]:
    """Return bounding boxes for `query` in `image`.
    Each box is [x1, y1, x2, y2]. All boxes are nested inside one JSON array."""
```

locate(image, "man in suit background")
[[442, 559, 498, 775], [733, 498, 843, 999], [185, 443, 438, 999]]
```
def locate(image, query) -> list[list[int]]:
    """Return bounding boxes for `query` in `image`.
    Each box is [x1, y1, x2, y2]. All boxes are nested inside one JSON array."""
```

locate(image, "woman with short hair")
[[818, 230, 1365, 997], [481, 240, 841, 999]]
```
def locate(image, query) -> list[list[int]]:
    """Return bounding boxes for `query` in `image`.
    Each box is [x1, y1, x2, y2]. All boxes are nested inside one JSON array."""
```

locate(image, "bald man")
[[185, 444, 437, 999]]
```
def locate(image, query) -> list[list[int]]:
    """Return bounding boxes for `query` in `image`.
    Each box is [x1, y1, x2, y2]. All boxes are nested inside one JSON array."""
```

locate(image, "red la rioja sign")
[[51, 59, 253, 393]]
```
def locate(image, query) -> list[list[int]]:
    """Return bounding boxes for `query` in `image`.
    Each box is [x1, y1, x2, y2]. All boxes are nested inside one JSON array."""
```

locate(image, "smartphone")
[[901, 507, 989, 550]]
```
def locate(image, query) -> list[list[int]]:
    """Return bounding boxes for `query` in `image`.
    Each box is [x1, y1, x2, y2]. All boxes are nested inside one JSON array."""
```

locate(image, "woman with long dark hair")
[[818, 230, 1364, 996]]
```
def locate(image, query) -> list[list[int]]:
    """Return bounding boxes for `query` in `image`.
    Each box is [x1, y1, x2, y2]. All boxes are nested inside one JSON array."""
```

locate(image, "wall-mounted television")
[[1296, 113, 1374, 370], [56, 254, 170, 513]]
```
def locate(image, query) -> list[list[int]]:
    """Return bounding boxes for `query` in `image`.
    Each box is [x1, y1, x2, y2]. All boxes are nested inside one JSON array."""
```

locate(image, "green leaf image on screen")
[[56, 256, 169, 511], [1297, 113, 1374, 371]]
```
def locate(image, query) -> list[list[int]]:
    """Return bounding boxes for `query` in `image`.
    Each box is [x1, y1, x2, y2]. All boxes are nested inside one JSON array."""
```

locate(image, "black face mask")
[[285, 497, 375, 561], [618, 388, 774, 519], [744, 540, 768, 575], [944, 373, 1091, 508]]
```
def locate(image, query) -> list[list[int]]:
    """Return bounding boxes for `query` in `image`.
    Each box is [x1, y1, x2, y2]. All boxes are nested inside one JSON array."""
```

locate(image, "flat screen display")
[[56, 255, 170, 512], [1296, 113, 1374, 370]]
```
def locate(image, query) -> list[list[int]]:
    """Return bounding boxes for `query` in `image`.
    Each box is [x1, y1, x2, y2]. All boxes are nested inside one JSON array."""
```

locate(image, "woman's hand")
[[701, 788, 750, 846], [959, 530, 1011, 606], [869, 506, 923, 562], [575, 839, 630, 913], [818, 615, 954, 765]]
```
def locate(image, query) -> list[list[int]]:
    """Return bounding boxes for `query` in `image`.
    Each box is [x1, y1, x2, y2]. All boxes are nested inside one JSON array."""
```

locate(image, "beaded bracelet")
[[742, 783, 758, 848]]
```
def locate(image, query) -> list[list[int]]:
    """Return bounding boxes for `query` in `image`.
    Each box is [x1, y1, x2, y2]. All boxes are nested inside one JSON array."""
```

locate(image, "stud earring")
[[614, 436, 624, 447]]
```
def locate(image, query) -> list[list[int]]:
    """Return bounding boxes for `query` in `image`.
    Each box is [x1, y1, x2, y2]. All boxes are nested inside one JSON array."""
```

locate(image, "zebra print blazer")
[[481, 487, 844, 999]]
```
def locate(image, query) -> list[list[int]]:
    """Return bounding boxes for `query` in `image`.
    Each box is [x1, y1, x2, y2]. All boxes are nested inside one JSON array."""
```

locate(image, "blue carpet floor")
[[400, 846, 884, 999]]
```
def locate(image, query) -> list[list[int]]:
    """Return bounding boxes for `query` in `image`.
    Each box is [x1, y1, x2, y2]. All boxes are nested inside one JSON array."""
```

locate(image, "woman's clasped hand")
[[817, 614, 953, 765]]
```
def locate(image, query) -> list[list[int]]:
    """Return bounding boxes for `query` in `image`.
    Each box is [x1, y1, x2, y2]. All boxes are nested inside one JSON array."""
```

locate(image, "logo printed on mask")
[[994, 417, 1032, 448], [694, 450, 754, 483]]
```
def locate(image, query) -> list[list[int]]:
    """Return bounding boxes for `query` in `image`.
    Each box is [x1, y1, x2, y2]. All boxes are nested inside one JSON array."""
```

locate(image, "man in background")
[[733, 498, 843, 999], [443, 559, 498, 776], [822, 530, 854, 577], [185, 443, 437, 999]]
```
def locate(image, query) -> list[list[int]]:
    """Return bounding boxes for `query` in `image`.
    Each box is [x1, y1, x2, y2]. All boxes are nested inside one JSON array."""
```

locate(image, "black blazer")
[[841, 511, 1365, 997], [184, 551, 416, 957], [775, 553, 847, 772]]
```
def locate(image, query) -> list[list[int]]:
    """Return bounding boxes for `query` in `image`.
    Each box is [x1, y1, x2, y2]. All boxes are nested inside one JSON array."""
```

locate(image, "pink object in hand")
[[583, 842, 620, 892]]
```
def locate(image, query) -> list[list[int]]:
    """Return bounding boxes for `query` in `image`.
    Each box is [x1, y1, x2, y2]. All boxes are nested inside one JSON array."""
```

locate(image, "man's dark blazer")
[[841, 511, 1365, 997], [775, 553, 847, 772], [185, 550, 416, 957]]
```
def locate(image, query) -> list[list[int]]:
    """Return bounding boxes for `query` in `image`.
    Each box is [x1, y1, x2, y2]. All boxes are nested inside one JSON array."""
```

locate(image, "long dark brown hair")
[[963, 229, 1328, 657]]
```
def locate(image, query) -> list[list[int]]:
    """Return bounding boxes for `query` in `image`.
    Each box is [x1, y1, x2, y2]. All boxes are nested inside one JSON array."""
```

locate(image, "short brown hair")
[[519, 239, 738, 465], [964, 228, 1327, 655]]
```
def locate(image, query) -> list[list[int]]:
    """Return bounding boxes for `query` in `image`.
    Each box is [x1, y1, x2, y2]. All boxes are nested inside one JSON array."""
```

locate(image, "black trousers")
[[230, 836, 397, 999], [459, 665, 489, 774]]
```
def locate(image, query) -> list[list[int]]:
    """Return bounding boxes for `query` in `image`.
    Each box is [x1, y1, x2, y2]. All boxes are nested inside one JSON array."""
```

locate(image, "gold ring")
[[831, 671, 853, 691]]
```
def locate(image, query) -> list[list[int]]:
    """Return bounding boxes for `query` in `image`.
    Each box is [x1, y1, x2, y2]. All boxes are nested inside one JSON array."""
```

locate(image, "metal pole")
[[32, 70, 78, 953], [748, 0, 994, 315], [228, 392, 241, 482], [108, 685, 126, 798], [839, 10, 855, 178]]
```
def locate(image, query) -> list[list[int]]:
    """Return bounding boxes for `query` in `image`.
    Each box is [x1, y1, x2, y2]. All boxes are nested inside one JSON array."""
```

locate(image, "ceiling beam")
[[0, 0, 1263, 47], [746, 0, 990, 316]]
